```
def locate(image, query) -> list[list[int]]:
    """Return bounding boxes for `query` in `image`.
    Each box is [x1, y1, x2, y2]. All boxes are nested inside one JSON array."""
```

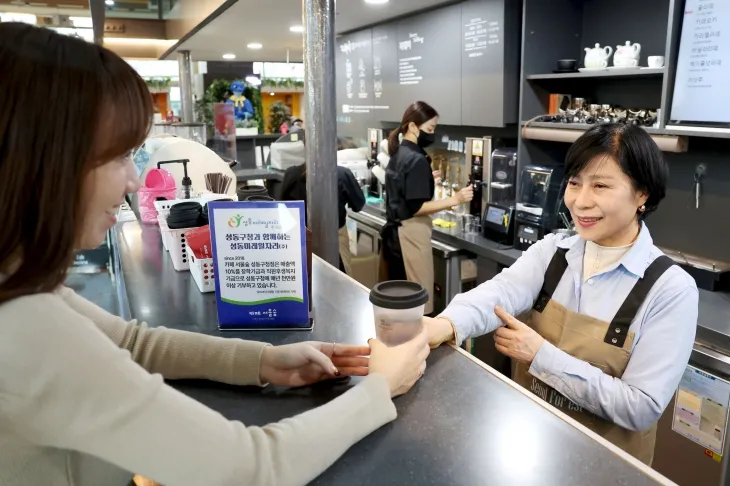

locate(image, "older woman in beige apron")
[[426, 123, 699, 466], [512, 248, 675, 465]]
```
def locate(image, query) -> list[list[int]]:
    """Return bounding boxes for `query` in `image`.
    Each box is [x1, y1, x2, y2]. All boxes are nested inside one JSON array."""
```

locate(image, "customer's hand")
[[493, 306, 544, 364], [368, 328, 430, 397], [452, 186, 474, 205], [423, 316, 456, 349], [259, 342, 370, 387], [432, 170, 442, 183]]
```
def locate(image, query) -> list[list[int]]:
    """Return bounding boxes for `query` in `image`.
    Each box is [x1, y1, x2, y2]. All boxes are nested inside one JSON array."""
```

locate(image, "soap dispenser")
[[157, 159, 193, 199]]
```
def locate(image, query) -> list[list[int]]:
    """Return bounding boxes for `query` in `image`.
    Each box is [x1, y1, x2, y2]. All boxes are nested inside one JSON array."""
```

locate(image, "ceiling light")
[[247, 43, 263, 50], [270, 92, 275, 96], [222, 53, 236, 60], [364, 0, 389, 3], [105, 0, 115, 5], [290, 25, 304, 33]]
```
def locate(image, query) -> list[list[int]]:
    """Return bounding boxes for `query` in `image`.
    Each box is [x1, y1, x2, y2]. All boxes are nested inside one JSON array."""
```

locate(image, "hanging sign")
[[208, 201, 310, 330]]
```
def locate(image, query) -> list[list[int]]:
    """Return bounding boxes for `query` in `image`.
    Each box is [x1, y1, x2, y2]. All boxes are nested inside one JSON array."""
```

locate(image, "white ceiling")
[[166, 0, 460, 62]]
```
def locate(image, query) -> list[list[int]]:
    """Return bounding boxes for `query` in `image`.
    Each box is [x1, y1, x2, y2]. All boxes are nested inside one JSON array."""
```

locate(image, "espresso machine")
[[367, 128, 385, 199], [482, 148, 517, 244], [465, 137, 492, 219], [514, 164, 565, 251]]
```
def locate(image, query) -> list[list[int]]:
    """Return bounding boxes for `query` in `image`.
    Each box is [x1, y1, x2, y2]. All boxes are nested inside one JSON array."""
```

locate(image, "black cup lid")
[[237, 185, 267, 194], [369, 280, 429, 310], [170, 201, 202, 212]]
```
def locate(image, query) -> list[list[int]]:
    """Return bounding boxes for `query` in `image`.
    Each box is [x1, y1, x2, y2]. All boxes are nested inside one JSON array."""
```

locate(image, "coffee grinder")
[[465, 137, 492, 219], [482, 148, 517, 244], [367, 128, 385, 199], [514, 164, 565, 250]]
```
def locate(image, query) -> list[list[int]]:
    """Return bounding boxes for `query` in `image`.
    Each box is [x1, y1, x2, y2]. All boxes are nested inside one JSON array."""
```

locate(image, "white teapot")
[[584, 43, 613, 69], [614, 41, 641, 67]]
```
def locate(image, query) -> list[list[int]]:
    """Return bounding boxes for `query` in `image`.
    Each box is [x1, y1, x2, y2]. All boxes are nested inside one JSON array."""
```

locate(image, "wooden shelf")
[[663, 125, 730, 140], [521, 121, 664, 134], [526, 68, 665, 81], [520, 122, 687, 153]]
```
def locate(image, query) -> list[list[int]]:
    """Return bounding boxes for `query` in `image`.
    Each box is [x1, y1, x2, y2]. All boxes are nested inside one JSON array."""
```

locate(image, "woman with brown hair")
[[380, 101, 473, 315], [0, 23, 429, 486]]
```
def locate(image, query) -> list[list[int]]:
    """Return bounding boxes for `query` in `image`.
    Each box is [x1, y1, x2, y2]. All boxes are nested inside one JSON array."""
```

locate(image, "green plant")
[[144, 77, 172, 92], [235, 118, 257, 129], [194, 92, 214, 138], [207, 78, 230, 102], [261, 77, 305, 90], [268, 101, 291, 134]]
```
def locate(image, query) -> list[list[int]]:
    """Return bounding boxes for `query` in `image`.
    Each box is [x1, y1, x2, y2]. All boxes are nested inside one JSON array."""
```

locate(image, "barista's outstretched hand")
[[259, 342, 370, 387]]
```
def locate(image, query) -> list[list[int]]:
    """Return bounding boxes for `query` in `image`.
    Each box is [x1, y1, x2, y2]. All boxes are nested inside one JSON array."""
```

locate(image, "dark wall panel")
[[650, 137, 730, 262]]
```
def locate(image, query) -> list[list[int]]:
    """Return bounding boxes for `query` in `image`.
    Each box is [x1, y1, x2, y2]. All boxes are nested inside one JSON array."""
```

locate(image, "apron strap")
[[533, 248, 569, 313], [605, 255, 675, 347]]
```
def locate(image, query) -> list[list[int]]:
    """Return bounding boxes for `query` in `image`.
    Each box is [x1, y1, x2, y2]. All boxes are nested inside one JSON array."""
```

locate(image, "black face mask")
[[417, 130, 435, 148]]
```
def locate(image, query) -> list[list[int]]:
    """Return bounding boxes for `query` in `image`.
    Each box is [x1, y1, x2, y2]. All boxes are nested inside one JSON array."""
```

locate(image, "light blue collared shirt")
[[442, 223, 698, 431]]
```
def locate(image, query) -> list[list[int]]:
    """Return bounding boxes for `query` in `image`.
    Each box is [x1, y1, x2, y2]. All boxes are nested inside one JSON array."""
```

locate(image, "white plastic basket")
[[157, 214, 170, 251], [154, 193, 229, 221], [158, 218, 192, 271], [187, 245, 215, 293]]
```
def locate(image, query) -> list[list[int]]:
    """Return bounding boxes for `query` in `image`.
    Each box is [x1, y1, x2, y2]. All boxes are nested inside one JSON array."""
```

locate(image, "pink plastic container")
[[138, 168, 177, 224], [145, 168, 176, 189]]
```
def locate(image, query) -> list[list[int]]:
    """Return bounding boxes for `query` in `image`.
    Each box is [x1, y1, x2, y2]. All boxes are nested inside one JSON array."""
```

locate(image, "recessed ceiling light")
[[364, 0, 389, 4], [270, 92, 275, 96], [290, 25, 304, 33], [105, 0, 115, 5], [222, 53, 236, 60], [247, 43, 263, 50]]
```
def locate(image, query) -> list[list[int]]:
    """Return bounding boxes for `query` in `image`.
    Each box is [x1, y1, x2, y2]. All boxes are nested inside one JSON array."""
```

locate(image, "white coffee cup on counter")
[[648, 56, 665, 68], [369, 281, 429, 347]]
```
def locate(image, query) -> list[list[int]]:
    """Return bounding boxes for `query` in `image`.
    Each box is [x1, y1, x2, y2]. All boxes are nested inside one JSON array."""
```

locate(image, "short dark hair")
[[564, 123, 668, 219], [387, 101, 439, 155], [0, 23, 152, 303]]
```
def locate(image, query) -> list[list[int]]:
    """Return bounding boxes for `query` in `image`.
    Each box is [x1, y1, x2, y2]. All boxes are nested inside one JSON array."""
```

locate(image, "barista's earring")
[[638, 204, 646, 213]]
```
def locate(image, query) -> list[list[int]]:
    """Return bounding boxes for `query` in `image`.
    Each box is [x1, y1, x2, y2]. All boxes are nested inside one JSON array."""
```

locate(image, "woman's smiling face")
[[563, 154, 648, 247]]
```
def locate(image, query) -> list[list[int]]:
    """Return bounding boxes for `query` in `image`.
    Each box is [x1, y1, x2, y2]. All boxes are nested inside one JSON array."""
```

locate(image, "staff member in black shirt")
[[280, 160, 365, 275], [381, 101, 473, 315]]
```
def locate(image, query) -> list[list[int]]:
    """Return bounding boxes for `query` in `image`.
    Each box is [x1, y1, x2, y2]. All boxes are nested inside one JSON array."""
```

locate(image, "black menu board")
[[335, 30, 373, 117], [335, 0, 517, 136], [395, 7, 462, 125], [461, 0, 506, 127], [372, 23, 401, 122]]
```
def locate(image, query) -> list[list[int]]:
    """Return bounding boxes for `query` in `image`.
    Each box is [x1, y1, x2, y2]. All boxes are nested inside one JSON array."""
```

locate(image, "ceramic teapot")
[[584, 43, 613, 69], [614, 41, 641, 67]]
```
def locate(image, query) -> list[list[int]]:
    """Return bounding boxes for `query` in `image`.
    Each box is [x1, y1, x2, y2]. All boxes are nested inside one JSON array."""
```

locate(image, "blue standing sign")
[[208, 200, 311, 330]]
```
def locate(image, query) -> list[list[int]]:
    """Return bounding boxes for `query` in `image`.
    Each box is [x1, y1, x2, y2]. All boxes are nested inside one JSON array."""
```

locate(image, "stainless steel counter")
[[113, 221, 674, 486]]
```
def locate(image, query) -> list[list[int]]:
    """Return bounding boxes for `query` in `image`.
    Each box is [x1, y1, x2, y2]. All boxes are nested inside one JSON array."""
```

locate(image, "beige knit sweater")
[[0, 286, 397, 486]]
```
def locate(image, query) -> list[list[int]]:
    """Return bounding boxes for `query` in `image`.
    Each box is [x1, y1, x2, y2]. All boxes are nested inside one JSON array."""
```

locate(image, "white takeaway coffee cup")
[[369, 280, 429, 347]]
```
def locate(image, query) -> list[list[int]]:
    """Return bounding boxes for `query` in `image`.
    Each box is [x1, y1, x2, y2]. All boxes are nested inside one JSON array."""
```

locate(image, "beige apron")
[[398, 215, 434, 314], [513, 248, 675, 466], [338, 226, 353, 276]]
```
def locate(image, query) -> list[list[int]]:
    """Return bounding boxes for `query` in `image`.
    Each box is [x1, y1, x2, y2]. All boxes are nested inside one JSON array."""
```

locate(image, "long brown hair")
[[0, 23, 153, 304], [387, 101, 439, 156]]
